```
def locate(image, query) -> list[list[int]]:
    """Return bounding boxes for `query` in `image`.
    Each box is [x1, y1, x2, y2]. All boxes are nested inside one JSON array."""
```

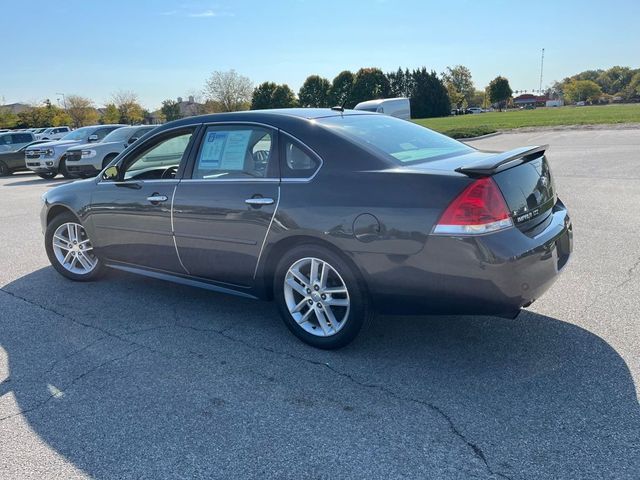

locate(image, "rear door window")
[[191, 125, 277, 179]]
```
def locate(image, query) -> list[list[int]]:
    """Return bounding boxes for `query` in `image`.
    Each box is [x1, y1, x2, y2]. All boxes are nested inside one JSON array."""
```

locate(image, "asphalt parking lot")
[[1, 128, 639, 479]]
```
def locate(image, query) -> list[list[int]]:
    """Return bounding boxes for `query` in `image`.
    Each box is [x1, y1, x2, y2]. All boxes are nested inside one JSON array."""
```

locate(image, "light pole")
[[56, 93, 67, 110]]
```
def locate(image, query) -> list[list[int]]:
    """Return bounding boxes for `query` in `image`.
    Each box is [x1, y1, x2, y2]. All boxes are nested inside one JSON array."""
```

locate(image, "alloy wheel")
[[283, 257, 350, 337], [51, 222, 98, 275]]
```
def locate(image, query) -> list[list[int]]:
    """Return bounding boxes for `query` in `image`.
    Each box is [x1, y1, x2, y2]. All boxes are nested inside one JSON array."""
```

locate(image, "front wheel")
[[274, 245, 371, 349], [59, 157, 74, 179], [45, 212, 103, 281]]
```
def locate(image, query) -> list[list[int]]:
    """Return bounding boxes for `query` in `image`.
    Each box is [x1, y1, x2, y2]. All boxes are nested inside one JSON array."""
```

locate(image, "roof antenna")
[[331, 97, 347, 112]]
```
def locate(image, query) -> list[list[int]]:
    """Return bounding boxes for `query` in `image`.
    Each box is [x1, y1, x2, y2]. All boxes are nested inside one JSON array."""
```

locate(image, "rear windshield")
[[318, 114, 471, 164]]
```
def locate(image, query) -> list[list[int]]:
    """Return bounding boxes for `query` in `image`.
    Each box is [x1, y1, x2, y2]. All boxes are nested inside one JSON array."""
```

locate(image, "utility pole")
[[539, 48, 545, 94], [56, 93, 67, 110]]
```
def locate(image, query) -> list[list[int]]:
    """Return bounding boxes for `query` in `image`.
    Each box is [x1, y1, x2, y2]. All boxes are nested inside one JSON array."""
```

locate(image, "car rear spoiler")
[[455, 145, 548, 176]]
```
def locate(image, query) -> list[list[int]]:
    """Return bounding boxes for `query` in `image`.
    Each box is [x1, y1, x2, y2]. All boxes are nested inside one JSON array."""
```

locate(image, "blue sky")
[[1, 0, 638, 109]]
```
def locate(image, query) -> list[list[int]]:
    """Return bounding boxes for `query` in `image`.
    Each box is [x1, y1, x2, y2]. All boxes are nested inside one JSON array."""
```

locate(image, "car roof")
[[74, 124, 128, 129], [154, 108, 373, 132]]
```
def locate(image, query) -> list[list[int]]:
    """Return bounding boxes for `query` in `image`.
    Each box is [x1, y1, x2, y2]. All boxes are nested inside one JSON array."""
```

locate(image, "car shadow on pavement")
[[2, 178, 72, 187], [1, 266, 638, 479]]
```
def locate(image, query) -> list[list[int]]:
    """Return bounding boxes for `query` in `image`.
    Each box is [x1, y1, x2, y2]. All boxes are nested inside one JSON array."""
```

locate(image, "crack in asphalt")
[[0, 288, 512, 480], [0, 288, 174, 360], [43, 336, 108, 374], [583, 255, 640, 313], [173, 322, 513, 480], [0, 346, 143, 422]]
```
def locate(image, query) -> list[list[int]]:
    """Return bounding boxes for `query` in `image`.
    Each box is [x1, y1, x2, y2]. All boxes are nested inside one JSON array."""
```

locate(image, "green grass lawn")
[[414, 103, 640, 138]]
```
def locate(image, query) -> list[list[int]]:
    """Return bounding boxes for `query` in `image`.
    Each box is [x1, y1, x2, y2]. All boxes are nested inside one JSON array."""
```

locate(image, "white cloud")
[[188, 9, 216, 17]]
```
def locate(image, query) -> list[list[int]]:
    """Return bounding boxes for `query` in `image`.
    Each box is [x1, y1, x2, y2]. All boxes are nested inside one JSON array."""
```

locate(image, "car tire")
[[37, 172, 57, 179], [59, 157, 74, 179], [0, 161, 10, 176], [102, 153, 118, 171], [45, 211, 104, 282], [274, 244, 372, 349]]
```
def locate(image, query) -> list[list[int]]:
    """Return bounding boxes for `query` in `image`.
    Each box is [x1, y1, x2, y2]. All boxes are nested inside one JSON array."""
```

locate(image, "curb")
[[460, 131, 501, 142]]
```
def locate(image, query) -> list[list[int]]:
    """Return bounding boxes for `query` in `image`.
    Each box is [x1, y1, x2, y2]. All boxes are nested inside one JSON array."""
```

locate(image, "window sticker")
[[198, 129, 252, 171], [199, 132, 228, 168]]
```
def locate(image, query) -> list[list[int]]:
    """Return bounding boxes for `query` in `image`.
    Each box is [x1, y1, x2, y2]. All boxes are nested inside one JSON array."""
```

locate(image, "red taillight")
[[433, 177, 513, 235]]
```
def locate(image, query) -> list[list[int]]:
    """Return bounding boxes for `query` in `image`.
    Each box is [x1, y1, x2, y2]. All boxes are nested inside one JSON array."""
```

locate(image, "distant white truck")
[[36, 126, 71, 141], [354, 97, 411, 120]]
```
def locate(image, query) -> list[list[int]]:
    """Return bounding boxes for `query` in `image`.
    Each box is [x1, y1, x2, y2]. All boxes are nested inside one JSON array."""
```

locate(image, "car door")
[[7, 144, 29, 170], [172, 124, 280, 287], [88, 125, 199, 272]]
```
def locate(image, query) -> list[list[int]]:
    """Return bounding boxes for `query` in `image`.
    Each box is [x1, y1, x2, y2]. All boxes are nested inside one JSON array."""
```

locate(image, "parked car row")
[[0, 124, 158, 179], [64, 125, 156, 178], [450, 107, 487, 115], [36, 126, 71, 140], [24, 124, 155, 179], [2, 126, 71, 140]]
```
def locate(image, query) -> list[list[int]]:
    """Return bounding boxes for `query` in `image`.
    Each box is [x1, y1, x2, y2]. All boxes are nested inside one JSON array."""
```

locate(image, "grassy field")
[[414, 103, 640, 138]]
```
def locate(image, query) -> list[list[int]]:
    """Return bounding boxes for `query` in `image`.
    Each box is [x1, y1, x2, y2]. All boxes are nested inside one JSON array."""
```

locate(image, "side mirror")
[[127, 137, 139, 146], [102, 165, 119, 181], [88, 134, 99, 143]]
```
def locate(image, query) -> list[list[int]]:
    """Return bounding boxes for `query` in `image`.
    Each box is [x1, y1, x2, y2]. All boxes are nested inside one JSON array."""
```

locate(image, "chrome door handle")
[[245, 197, 274, 206], [147, 194, 168, 203]]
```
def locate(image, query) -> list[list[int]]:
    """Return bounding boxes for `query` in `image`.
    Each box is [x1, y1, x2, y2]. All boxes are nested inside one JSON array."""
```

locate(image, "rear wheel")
[[45, 212, 103, 281], [0, 161, 10, 176], [38, 172, 57, 179], [274, 245, 371, 349]]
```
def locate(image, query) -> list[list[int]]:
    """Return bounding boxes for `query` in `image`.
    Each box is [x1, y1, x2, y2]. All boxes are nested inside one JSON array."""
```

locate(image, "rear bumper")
[[360, 202, 573, 317]]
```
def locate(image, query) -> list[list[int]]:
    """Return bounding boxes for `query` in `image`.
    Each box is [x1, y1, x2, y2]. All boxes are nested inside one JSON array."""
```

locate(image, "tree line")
[[193, 66, 515, 118], [551, 66, 640, 104], [2, 64, 638, 129], [0, 91, 152, 129]]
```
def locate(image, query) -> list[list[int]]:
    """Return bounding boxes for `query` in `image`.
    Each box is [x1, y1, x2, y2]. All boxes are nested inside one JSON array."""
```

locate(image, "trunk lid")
[[404, 145, 557, 232], [492, 154, 556, 231]]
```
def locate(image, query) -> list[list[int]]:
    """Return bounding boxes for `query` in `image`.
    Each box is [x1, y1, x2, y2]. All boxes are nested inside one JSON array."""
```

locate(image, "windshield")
[[103, 127, 135, 143], [60, 127, 93, 141], [318, 114, 472, 164]]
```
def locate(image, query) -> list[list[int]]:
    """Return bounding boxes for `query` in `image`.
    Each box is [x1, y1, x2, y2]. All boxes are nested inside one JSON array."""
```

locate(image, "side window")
[[282, 139, 320, 179], [122, 130, 194, 181], [192, 126, 275, 180], [17, 133, 32, 142], [94, 128, 114, 140]]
